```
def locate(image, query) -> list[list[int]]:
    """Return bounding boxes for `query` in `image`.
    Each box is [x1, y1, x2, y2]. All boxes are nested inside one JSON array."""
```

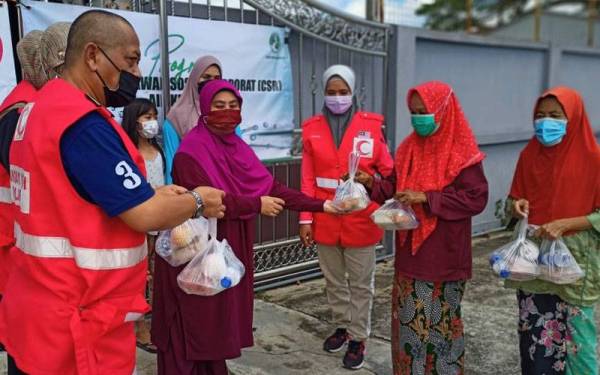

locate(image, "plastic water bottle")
[[554, 253, 571, 267], [156, 234, 172, 256], [220, 267, 242, 289], [220, 277, 232, 289], [493, 260, 510, 279], [489, 253, 502, 267], [539, 253, 551, 266]]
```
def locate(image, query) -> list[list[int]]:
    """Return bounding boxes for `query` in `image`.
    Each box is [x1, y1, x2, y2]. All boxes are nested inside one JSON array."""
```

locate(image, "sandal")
[[136, 340, 158, 354]]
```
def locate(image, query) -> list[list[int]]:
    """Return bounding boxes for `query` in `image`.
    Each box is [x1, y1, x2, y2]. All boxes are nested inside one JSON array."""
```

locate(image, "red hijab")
[[395, 81, 485, 254], [510, 87, 600, 228]]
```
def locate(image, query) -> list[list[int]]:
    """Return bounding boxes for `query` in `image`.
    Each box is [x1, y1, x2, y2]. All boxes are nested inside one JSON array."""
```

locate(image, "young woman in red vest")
[[299, 64, 394, 370], [373, 81, 488, 375]]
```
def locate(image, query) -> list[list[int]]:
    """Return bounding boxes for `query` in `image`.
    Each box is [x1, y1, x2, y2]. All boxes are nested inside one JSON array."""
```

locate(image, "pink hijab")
[[177, 80, 274, 219], [166, 55, 222, 138]]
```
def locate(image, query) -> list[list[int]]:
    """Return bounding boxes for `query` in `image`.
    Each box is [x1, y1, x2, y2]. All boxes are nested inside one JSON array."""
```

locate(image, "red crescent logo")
[[356, 140, 370, 155], [0, 38, 3, 63]]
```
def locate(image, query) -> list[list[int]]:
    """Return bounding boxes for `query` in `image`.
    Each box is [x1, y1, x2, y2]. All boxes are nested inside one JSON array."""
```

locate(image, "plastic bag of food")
[[332, 152, 370, 213], [538, 238, 584, 285], [489, 217, 540, 281], [156, 218, 209, 267], [370, 199, 419, 231], [177, 218, 245, 296]]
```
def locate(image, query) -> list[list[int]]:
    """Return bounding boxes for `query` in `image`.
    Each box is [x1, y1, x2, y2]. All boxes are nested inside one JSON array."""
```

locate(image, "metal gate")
[[26, 0, 393, 289]]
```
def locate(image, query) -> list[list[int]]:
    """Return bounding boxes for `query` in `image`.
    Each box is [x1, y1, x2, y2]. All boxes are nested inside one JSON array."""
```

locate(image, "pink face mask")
[[325, 95, 353, 115]]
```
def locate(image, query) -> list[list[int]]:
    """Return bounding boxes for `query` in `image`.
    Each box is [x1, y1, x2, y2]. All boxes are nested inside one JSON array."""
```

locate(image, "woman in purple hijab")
[[152, 80, 339, 375]]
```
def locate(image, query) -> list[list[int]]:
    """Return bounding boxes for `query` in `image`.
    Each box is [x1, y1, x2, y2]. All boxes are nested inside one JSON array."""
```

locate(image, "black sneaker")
[[343, 340, 366, 370], [323, 328, 349, 353]]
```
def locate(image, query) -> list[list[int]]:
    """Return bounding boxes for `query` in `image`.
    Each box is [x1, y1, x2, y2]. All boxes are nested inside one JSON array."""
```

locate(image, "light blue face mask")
[[534, 118, 567, 147]]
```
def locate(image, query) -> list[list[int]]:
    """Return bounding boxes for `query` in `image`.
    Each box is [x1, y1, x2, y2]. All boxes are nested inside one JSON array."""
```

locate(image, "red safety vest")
[[0, 80, 37, 295], [0, 80, 36, 113], [1, 78, 149, 375], [300, 112, 394, 248]]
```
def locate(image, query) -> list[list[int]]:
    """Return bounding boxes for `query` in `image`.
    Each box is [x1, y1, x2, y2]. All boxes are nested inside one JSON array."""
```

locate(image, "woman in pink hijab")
[[162, 55, 222, 184], [152, 80, 339, 375]]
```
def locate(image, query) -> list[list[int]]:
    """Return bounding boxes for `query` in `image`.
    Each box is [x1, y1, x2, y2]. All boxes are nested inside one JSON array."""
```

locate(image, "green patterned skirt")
[[392, 275, 466, 375]]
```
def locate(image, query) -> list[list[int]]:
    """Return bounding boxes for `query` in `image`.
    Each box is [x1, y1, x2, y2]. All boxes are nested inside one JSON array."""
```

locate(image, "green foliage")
[[416, 0, 590, 32]]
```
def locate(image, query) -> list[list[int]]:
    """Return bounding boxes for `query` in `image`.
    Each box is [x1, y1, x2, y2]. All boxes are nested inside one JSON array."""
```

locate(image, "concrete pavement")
[[3, 232, 600, 374]]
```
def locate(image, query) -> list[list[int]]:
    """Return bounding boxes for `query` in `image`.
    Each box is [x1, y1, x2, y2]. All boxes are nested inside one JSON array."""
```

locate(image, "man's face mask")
[[95, 46, 140, 108]]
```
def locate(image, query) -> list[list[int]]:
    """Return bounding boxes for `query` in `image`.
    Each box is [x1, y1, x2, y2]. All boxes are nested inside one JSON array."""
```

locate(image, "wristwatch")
[[185, 190, 204, 219]]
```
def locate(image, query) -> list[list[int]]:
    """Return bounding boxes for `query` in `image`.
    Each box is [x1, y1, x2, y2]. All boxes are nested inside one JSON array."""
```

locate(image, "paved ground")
[[2, 231, 599, 374]]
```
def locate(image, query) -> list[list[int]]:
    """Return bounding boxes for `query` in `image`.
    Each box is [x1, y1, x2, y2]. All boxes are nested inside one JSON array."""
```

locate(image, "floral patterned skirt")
[[517, 291, 598, 375], [391, 275, 466, 375]]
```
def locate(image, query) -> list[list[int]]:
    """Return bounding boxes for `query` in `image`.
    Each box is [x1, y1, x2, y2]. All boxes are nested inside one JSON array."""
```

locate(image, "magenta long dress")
[[151, 153, 325, 375]]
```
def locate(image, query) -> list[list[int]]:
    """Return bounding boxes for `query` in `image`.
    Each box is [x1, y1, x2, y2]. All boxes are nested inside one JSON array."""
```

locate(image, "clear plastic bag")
[[156, 218, 209, 267], [538, 238, 584, 285], [177, 218, 246, 296], [370, 199, 419, 231], [489, 217, 540, 281], [332, 152, 370, 213]]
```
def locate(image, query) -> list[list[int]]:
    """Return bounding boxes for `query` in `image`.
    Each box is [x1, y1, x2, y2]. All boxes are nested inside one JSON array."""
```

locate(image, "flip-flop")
[[136, 340, 158, 354]]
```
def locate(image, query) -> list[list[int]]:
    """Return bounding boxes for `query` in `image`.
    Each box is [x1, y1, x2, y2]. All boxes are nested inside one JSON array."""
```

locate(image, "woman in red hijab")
[[373, 81, 488, 375], [506, 87, 600, 375]]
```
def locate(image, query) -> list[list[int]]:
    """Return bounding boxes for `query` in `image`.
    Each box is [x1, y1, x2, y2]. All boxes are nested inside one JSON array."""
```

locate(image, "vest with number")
[[302, 112, 390, 248], [0, 80, 37, 295], [1, 78, 149, 375]]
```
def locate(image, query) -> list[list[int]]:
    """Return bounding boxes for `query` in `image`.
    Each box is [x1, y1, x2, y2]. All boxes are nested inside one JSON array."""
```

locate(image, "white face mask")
[[140, 120, 159, 139]]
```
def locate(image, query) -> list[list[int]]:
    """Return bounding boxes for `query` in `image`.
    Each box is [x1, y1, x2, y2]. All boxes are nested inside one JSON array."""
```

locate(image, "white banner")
[[22, 2, 295, 160], [0, 6, 17, 105]]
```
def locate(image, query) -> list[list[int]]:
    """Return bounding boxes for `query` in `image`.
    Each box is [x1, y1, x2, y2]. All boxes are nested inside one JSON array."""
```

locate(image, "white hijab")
[[322, 64, 356, 94]]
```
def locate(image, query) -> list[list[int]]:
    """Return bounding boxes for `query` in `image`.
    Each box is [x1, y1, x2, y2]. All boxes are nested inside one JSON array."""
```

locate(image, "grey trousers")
[[317, 244, 376, 341]]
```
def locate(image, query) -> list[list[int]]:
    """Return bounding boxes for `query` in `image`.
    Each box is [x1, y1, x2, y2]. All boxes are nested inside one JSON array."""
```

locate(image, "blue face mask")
[[534, 118, 567, 147]]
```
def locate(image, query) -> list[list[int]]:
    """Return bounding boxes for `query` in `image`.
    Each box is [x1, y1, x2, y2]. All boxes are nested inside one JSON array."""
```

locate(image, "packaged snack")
[[370, 199, 419, 231], [489, 217, 540, 281], [156, 218, 209, 267], [538, 238, 584, 285], [332, 152, 370, 213], [177, 218, 245, 296]]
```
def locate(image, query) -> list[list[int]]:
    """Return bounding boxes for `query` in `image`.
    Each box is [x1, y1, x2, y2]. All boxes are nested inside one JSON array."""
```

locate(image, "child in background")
[[122, 98, 167, 353]]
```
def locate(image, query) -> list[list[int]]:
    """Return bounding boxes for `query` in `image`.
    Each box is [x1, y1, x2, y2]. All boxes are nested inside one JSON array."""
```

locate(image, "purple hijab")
[[177, 80, 274, 203]]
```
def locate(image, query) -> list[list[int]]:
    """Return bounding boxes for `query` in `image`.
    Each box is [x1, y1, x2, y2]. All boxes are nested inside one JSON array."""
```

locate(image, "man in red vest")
[[300, 65, 394, 370], [2, 10, 225, 375]]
